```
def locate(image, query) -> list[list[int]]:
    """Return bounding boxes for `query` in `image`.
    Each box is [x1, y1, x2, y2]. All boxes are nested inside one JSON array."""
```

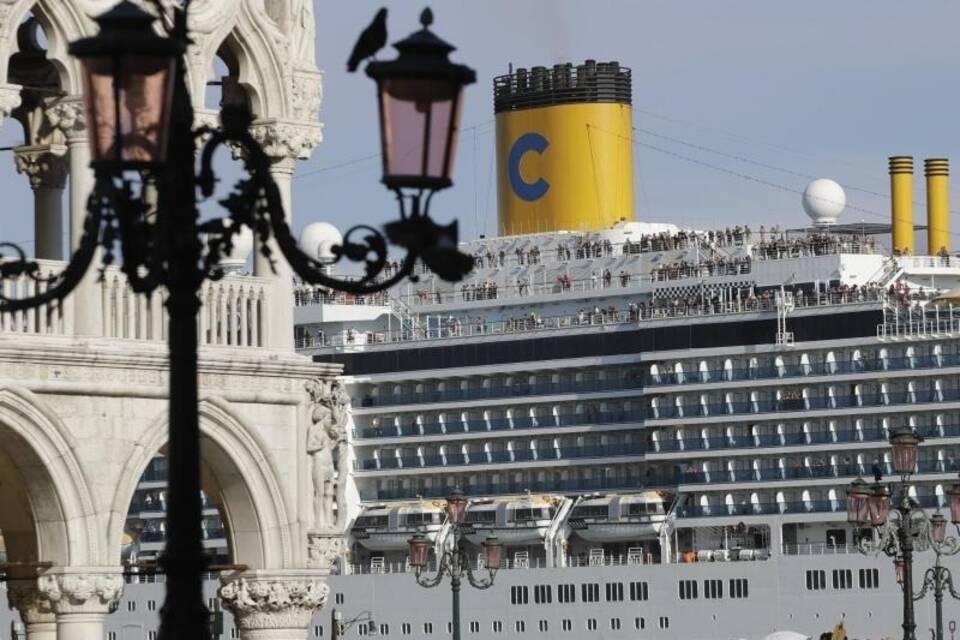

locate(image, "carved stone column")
[[7, 577, 56, 640], [14, 144, 68, 260], [219, 570, 329, 640], [38, 569, 123, 640], [249, 120, 321, 351], [46, 98, 102, 337]]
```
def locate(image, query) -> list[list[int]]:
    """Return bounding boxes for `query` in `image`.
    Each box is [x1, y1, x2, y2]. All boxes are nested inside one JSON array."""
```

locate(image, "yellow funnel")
[[889, 156, 914, 255], [925, 158, 949, 256]]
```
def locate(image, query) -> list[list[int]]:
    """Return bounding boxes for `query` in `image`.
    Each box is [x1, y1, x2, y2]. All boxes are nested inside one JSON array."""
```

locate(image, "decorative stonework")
[[14, 144, 69, 190], [45, 99, 87, 142], [306, 378, 349, 530], [219, 572, 329, 630], [7, 580, 54, 625], [0, 83, 22, 123], [307, 531, 346, 572], [38, 570, 123, 614], [290, 70, 323, 123], [249, 120, 322, 162]]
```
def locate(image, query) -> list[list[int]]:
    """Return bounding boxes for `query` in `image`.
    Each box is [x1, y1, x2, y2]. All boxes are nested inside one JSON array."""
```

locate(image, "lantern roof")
[[366, 9, 475, 85], [69, 1, 183, 59]]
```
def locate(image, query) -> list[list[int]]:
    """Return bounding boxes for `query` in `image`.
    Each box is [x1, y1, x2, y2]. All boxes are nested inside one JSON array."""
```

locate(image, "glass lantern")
[[483, 536, 503, 571], [846, 477, 871, 525], [948, 480, 960, 524], [931, 512, 948, 544], [68, 1, 182, 170], [868, 484, 891, 527], [366, 9, 476, 192], [894, 557, 905, 585], [445, 488, 468, 525], [888, 427, 922, 476], [407, 532, 430, 568]]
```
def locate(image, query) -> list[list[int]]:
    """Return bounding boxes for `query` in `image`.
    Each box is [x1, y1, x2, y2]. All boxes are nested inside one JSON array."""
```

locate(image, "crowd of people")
[[752, 232, 876, 260], [652, 257, 752, 281]]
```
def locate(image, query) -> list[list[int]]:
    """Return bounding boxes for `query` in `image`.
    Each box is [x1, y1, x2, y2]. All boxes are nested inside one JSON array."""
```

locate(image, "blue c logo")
[[508, 132, 550, 202]]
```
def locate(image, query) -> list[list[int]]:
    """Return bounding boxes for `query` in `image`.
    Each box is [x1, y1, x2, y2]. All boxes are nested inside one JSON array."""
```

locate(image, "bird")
[[871, 458, 883, 483], [347, 8, 388, 73]]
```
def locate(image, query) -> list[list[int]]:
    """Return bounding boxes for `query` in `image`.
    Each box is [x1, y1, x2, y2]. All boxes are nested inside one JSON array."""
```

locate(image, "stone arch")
[[108, 397, 294, 570], [0, 386, 99, 565], [0, 0, 88, 95]]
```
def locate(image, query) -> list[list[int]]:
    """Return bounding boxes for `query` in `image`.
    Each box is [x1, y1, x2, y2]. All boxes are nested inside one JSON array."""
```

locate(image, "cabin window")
[[491, 621, 502, 633], [423, 623, 433, 634], [859, 568, 879, 589], [570, 504, 608, 519], [515, 621, 525, 633], [730, 579, 749, 598], [627, 502, 662, 516], [313, 625, 322, 637], [534, 584, 552, 604], [679, 579, 698, 600], [704, 579, 723, 599], [465, 510, 496, 524], [562, 619, 572, 631], [610, 618, 622, 630], [806, 570, 826, 591], [635, 617, 646, 630], [538, 620, 548, 632], [586, 619, 598, 631], [335, 593, 344, 604], [402, 512, 438, 526], [581, 583, 600, 602], [379, 625, 389, 636], [510, 585, 529, 605], [629, 581, 649, 601], [402, 623, 412, 635], [353, 515, 389, 528], [605, 582, 624, 601], [832, 569, 853, 590], [557, 583, 576, 603], [659, 617, 670, 629]]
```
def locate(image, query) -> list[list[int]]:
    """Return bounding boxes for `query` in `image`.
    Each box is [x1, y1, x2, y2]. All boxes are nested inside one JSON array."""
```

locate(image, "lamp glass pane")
[[379, 78, 460, 182], [868, 492, 889, 526], [847, 492, 865, 524], [408, 538, 429, 567], [932, 517, 947, 543], [950, 488, 960, 524], [484, 539, 503, 570], [894, 559, 905, 584], [81, 55, 175, 166]]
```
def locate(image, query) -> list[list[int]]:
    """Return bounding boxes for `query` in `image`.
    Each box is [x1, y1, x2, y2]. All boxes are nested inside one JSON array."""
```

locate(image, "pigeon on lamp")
[[346, 7, 388, 72]]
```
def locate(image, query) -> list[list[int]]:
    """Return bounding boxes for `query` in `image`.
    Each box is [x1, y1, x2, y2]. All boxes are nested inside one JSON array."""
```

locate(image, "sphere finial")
[[420, 7, 433, 28]]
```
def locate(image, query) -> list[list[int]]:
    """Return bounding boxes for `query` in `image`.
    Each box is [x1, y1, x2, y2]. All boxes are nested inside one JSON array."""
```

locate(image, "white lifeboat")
[[351, 501, 445, 551], [464, 496, 559, 546], [568, 492, 669, 542]]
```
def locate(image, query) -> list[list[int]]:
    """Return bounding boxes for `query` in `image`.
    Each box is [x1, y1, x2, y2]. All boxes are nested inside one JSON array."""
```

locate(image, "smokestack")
[[889, 156, 915, 255], [925, 158, 950, 256]]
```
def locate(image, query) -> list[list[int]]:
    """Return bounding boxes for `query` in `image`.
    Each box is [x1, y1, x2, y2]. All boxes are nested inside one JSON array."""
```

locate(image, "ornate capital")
[[0, 84, 22, 123], [218, 571, 329, 631], [7, 580, 55, 625], [14, 144, 68, 190], [307, 532, 346, 571], [249, 119, 322, 163], [45, 99, 87, 142], [38, 569, 124, 615]]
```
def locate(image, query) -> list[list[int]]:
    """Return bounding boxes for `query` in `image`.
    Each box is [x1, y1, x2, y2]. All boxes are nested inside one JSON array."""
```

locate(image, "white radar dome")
[[802, 178, 845, 226], [299, 222, 343, 264], [219, 223, 254, 271]]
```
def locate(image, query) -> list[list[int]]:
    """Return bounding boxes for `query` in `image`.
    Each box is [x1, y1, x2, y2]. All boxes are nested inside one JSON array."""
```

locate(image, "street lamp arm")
[[413, 553, 449, 589], [0, 193, 103, 312], [464, 561, 495, 590]]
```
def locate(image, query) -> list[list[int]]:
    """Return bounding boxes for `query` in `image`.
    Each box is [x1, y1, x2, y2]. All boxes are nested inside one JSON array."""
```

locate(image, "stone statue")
[[305, 378, 348, 530], [290, 0, 316, 66]]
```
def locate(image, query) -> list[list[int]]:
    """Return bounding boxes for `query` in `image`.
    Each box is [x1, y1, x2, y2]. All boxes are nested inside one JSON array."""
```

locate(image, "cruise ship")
[[26, 60, 960, 639]]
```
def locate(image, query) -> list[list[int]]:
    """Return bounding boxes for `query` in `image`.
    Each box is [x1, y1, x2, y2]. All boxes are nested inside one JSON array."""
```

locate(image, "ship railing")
[[781, 542, 856, 556], [303, 290, 887, 353], [293, 286, 388, 308], [896, 255, 960, 270]]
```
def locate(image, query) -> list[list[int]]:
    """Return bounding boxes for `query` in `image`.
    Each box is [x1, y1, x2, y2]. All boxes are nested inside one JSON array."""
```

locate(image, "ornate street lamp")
[[407, 490, 498, 640], [849, 429, 960, 640], [0, 2, 476, 638]]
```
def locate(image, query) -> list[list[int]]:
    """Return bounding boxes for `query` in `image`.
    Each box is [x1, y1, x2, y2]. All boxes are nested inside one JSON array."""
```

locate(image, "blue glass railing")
[[373, 475, 670, 501], [646, 354, 960, 387], [648, 388, 960, 420], [355, 442, 647, 471], [361, 376, 645, 408], [354, 408, 646, 439], [676, 500, 842, 518]]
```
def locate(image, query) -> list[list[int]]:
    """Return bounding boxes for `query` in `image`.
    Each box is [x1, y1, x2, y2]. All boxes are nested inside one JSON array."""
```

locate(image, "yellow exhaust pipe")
[[925, 158, 950, 256], [889, 156, 914, 255]]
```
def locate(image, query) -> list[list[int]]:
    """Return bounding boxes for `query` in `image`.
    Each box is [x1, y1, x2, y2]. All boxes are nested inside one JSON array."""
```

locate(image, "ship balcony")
[[645, 353, 960, 391], [372, 475, 668, 501], [353, 442, 647, 473], [675, 494, 944, 520], [353, 408, 645, 442], [647, 423, 960, 457], [358, 375, 643, 409], [646, 386, 960, 424]]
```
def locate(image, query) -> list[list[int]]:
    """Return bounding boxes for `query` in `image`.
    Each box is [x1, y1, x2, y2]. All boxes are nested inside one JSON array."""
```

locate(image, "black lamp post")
[[848, 428, 960, 640], [0, 2, 475, 638], [407, 490, 503, 640]]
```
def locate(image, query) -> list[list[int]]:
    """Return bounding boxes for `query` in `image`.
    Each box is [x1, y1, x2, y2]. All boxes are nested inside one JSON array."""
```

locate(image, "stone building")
[[0, 1, 339, 638]]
